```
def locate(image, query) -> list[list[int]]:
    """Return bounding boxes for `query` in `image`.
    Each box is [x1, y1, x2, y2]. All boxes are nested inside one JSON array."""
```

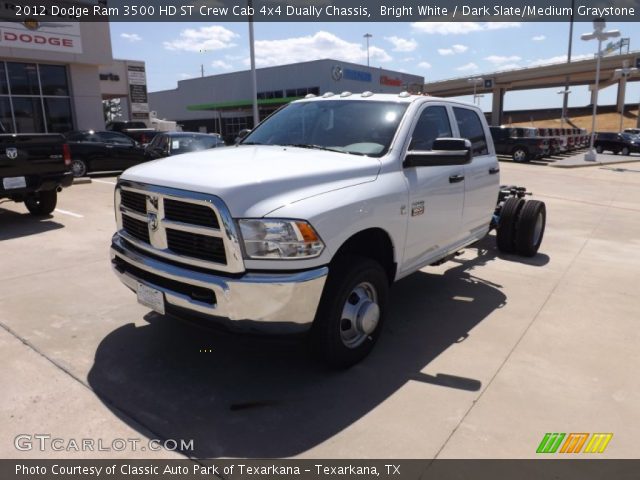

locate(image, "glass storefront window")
[[0, 62, 73, 133], [7, 62, 40, 96], [40, 65, 69, 96], [0, 97, 13, 132], [44, 98, 73, 133], [0, 63, 8, 95], [13, 97, 45, 133]]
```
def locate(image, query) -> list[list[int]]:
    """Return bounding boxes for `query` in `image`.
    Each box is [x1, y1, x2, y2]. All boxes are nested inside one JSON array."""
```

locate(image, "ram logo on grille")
[[147, 212, 159, 232]]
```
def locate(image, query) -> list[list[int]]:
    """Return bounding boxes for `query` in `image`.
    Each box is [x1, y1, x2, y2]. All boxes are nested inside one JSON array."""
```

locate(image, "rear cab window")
[[453, 107, 488, 156]]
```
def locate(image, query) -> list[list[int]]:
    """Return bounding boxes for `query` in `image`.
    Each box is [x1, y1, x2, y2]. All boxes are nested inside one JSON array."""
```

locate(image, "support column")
[[616, 77, 627, 113], [590, 87, 597, 106], [491, 87, 504, 126]]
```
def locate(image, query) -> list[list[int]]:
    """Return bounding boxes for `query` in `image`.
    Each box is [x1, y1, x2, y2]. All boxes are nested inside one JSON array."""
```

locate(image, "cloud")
[[120, 33, 141, 42], [211, 60, 232, 70], [179, 73, 193, 80], [485, 55, 521, 65], [411, 22, 520, 35], [438, 44, 468, 55], [495, 63, 520, 70], [418, 61, 432, 69], [385, 36, 418, 52], [164, 26, 238, 52], [245, 31, 392, 68], [532, 35, 546, 41], [456, 62, 479, 71], [528, 53, 591, 67]]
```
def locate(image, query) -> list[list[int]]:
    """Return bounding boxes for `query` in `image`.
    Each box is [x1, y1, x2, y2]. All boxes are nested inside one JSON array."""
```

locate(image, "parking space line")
[[92, 179, 117, 185], [54, 208, 84, 218]]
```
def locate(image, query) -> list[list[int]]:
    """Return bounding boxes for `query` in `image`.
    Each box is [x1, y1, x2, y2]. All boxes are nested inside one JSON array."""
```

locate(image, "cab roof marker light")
[[361, 91, 374, 97], [305, 93, 316, 98], [340, 91, 352, 97], [398, 91, 411, 98], [322, 92, 335, 98]]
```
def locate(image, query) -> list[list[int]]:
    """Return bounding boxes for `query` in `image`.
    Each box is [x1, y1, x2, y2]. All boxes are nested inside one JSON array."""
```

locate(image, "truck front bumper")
[[110, 235, 328, 333]]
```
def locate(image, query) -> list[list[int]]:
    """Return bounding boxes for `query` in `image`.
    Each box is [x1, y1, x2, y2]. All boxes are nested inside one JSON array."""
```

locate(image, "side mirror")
[[235, 128, 252, 144], [403, 138, 471, 168]]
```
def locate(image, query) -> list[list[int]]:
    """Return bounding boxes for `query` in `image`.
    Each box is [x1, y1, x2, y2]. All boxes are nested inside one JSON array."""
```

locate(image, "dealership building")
[[0, 17, 149, 133], [148, 60, 424, 140]]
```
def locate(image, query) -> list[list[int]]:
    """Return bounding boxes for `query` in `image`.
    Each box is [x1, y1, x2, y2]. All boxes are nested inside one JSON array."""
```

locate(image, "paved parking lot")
[[1, 161, 639, 459]]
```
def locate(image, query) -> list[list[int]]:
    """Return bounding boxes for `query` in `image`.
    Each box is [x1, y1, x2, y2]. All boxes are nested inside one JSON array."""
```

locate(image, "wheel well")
[[333, 228, 396, 283]]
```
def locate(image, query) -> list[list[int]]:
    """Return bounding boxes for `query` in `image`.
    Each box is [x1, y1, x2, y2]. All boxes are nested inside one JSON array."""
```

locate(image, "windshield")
[[241, 100, 409, 157]]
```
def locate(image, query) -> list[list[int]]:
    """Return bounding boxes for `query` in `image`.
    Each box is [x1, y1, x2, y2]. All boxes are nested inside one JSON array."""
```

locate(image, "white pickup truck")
[[110, 92, 546, 368]]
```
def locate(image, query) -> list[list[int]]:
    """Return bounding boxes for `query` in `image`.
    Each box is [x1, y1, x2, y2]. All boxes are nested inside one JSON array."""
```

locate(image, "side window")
[[409, 106, 452, 151], [100, 132, 134, 146], [454, 107, 488, 156]]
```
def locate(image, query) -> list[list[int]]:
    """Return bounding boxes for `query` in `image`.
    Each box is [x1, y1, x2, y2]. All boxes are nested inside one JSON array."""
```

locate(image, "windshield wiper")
[[282, 143, 346, 154], [240, 141, 264, 145]]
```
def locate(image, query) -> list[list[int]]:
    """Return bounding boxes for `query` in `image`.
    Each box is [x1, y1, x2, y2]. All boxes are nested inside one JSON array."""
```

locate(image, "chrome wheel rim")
[[339, 282, 379, 349], [533, 212, 544, 245], [513, 150, 526, 162], [71, 160, 85, 177]]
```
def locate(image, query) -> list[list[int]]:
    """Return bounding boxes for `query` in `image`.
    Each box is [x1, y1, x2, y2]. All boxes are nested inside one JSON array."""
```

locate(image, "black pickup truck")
[[106, 120, 158, 145], [489, 126, 549, 162], [0, 131, 73, 216]]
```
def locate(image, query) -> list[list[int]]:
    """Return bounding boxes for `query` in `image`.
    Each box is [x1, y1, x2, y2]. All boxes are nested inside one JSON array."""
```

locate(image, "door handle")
[[489, 167, 500, 175], [106, 145, 114, 148], [449, 174, 465, 183]]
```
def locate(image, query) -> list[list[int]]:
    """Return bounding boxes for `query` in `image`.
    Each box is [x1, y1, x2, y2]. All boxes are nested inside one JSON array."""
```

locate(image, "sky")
[[109, 21, 640, 112]]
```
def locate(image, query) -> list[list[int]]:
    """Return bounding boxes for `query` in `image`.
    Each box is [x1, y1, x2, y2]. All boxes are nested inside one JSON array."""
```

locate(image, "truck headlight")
[[238, 219, 325, 259]]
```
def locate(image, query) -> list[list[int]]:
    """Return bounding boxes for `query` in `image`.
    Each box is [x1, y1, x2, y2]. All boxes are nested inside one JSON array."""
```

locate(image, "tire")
[[496, 197, 525, 254], [512, 147, 529, 163], [595, 145, 603, 153], [24, 190, 57, 216], [71, 159, 88, 177], [311, 256, 389, 369], [622, 147, 630, 156], [515, 200, 546, 257]]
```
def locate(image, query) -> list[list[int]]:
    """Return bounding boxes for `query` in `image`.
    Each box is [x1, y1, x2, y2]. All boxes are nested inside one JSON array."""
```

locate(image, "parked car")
[[623, 128, 640, 136], [144, 132, 225, 160], [65, 130, 149, 177], [106, 120, 159, 145], [594, 132, 640, 155], [1, 125, 73, 216], [111, 93, 547, 368], [489, 126, 548, 162]]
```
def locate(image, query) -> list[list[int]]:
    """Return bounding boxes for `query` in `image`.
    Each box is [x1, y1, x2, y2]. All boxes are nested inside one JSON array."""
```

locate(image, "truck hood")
[[121, 145, 381, 217]]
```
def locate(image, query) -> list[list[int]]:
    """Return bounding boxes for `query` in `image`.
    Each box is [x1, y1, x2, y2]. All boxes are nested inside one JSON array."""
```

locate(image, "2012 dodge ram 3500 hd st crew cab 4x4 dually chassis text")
[[110, 93, 547, 368]]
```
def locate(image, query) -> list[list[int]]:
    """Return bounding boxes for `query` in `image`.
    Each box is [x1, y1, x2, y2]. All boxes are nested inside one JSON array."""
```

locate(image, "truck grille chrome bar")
[[114, 180, 244, 273]]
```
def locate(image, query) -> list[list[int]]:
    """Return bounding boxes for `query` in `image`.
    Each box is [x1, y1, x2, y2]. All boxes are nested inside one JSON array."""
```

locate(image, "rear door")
[[401, 103, 465, 273], [452, 106, 500, 238]]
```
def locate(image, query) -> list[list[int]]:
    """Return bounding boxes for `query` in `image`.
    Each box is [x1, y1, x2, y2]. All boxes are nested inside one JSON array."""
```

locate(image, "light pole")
[[613, 60, 639, 133], [581, 18, 620, 161], [467, 77, 484, 106], [364, 33, 372, 67], [248, 0, 259, 128]]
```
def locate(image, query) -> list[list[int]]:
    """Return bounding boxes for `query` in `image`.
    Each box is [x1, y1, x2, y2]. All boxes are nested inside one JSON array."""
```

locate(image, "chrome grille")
[[122, 215, 150, 243], [166, 229, 226, 263], [120, 190, 147, 214], [164, 198, 219, 228], [115, 182, 244, 273]]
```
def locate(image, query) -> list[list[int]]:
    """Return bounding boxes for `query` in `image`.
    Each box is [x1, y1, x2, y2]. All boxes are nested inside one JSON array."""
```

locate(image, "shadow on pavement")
[[0, 207, 64, 241], [88, 246, 511, 458]]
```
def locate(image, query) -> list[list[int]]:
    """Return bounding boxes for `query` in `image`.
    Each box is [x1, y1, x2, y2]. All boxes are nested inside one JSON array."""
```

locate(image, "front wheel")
[[622, 147, 630, 156], [25, 190, 57, 216], [595, 145, 603, 153], [311, 256, 389, 369]]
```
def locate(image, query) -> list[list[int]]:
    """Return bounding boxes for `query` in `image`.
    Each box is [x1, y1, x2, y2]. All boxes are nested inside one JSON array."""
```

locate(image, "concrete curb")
[[550, 158, 640, 169], [73, 177, 92, 185]]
